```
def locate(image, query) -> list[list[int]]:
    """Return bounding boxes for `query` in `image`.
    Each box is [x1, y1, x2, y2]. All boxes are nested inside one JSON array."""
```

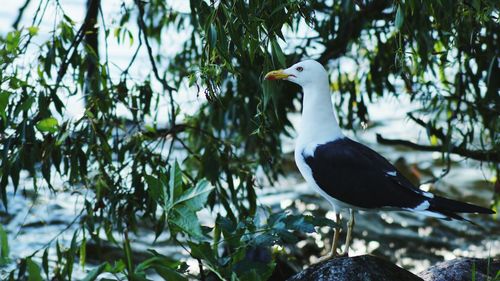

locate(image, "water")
[[1, 0, 498, 279]]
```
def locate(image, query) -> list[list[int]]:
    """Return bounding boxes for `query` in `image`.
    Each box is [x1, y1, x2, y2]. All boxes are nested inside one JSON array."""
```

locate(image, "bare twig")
[[133, 0, 176, 92], [12, 0, 32, 29], [376, 134, 499, 162], [406, 113, 446, 139], [198, 258, 206, 281]]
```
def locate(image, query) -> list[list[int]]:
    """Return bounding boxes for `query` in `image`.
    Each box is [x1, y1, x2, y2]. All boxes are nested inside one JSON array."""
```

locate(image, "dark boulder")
[[418, 258, 500, 281], [287, 255, 423, 281]]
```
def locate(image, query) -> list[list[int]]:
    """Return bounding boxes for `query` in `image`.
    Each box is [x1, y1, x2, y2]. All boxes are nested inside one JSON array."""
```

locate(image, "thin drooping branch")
[[319, 0, 391, 63], [12, 0, 32, 29], [142, 124, 188, 139], [134, 0, 176, 92], [134, 0, 177, 129], [53, 0, 101, 93], [84, 0, 101, 108], [376, 134, 499, 162], [407, 113, 446, 140]]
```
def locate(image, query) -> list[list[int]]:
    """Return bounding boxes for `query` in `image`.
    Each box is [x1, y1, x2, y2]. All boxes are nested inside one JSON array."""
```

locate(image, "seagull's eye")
[[296, 66, 304, 72]]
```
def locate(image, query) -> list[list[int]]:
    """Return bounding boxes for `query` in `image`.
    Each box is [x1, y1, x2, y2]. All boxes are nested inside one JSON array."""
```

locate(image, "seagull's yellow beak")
[[264, 69, 290, 80]]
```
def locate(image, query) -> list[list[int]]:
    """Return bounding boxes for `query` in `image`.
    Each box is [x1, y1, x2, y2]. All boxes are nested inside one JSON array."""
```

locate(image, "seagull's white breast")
[[294, 141, 355, 212]]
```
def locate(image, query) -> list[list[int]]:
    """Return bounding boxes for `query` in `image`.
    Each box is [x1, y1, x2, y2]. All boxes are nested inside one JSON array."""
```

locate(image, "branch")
[[12, 0, 31, 29], [376, 134, 499, 162], [83, 0, 101, 107], [134, 0, 177, 128], [142, 124, 188, 138], [319, 0, 391, 63], [53, 0, 101, 93], [134, 0, 176, 92], [407, 113, 446, 139]]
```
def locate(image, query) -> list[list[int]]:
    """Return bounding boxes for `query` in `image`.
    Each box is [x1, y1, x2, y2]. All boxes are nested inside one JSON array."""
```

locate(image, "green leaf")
[[0, 92, 10, 124], [15, 96, 35, 116], [0, 224, 9, 265], [209, 24, 218, 47], [81, 263, 110, 281], [28, 26, 39, 36], [42, 248, 49, 277], [152, 265, 188, 281], [134, 255, 186, 280], [146, 175, 164, 203], [284, 215, 315, 233], [271, 38, 286, 67], [80, 237, 87, 268], [253, 233, 279, 247], [170, 205, 204, 239], [236, 260, 276, 281], [471, 0, 480, 11], [395, 5, 404, 30], [123, 236, 133, 275], [169, 161, 183, 206], [5, 31, 20, 52], [174, 180, 213, 210], [154, 212, 166, 241], [26, 259, 43, 281], [0, 92, 9, 112], [304, 215, 339, 228], [168, 180, 213, 239], [36, 117, 59, 133], [187, 241, 218, 267], [188, 74, 197, 87], [262, 79, 272, 110]]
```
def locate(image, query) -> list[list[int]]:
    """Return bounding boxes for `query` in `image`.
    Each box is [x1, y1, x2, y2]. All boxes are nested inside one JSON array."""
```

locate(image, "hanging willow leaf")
[[395, 5, 404, 30], [0, 224, 9, 265], [35, 117, 59, 133], [271, 38, 286, 67], [26, 259, 43, 281], [81, 263, 109, 281]]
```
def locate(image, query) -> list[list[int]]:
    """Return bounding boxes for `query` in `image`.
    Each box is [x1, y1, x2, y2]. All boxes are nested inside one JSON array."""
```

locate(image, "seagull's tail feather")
[[426, 195, 495, 223], [429, 196, 495, 214]]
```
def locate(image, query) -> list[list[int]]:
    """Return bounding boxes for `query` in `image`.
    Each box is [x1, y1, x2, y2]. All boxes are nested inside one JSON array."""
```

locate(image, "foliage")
[[0, 224, 9, 266], [0, 0, 498, 280]]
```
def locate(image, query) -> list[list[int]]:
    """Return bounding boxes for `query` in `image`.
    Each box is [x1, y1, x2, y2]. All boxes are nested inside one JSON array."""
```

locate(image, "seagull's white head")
[[264, 60, 328, 88]]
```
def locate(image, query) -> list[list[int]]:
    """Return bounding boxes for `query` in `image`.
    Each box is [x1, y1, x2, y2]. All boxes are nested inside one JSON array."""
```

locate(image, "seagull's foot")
[[337, 248, 350, 258], [316, 238, 342, 263], [316, 249, 342, 263]]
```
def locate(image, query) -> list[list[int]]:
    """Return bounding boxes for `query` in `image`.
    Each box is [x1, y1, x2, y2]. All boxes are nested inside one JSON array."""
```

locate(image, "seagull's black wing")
[[302, 138, 428, 210], [303, 138, 494, 218]]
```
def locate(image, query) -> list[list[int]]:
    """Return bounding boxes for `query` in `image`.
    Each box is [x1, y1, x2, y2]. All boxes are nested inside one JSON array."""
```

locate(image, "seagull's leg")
[[318, 213, 342, 262], [329, 213, 342, 257], [342, 209, 355, 256]]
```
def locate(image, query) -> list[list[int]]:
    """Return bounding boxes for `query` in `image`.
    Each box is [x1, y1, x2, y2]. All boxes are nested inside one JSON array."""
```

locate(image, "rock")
[[418, 258, 500, 281], [287, 255, 423, 281]]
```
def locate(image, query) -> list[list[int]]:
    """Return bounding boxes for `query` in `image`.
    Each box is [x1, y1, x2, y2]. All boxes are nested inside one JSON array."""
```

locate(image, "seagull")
[[264, 60, 495, 259]]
